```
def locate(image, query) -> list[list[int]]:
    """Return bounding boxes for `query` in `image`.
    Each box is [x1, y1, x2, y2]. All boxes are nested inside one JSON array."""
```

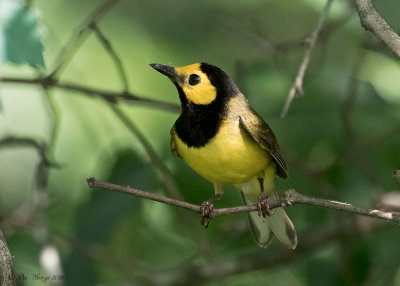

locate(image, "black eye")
[[188, 74, 201, 86]]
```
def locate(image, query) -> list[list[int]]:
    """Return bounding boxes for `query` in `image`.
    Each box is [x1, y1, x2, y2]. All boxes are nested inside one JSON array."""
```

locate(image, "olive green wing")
[[170, 125, 181, 158], [239, 110, 288, 179]]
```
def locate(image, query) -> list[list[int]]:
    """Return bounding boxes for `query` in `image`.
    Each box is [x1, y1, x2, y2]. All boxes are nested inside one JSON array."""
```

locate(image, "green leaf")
[[0, 1, 45, 68]]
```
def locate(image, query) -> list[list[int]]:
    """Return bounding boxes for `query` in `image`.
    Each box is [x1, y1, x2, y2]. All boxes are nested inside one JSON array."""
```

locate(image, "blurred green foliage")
[[0, 0, 400, 285], [0, 0, 45, 68]]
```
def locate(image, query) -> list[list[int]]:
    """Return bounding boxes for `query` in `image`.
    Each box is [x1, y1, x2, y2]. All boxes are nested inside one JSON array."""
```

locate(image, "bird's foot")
[[200, 200, 214, 228], [257, 192, 272, 218]]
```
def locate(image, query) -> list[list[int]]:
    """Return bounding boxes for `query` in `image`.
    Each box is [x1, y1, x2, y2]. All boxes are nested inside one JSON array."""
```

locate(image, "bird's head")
[[150, 62, 239, 106]]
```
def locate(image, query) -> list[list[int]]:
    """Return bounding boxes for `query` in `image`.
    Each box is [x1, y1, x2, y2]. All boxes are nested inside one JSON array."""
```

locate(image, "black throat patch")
[[174, 63, 239, 148]]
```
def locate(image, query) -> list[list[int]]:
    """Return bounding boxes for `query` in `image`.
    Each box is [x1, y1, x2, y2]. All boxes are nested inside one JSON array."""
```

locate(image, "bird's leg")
[[257, 177, 272, 218], [200, 184, 223, 228]]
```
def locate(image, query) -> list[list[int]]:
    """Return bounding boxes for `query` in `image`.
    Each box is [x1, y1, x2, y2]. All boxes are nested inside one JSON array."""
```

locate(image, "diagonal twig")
[[90, 23, 130, 91], [47, 0, 119, 79], [281, 0, 335, 118], [353, 0, 400, 58]]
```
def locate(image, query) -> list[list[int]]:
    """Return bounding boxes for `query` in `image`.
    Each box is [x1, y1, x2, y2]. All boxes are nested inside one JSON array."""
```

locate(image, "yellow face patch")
[[175, 63, 217, 105]]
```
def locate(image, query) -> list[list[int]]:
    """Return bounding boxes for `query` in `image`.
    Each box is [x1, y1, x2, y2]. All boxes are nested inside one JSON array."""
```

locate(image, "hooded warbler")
[[150, 62, 297, 249]]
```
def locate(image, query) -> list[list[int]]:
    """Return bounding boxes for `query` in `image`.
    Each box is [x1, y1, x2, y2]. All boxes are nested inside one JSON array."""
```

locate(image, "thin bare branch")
[[107, 106, 184, 201], [281, 0, 334, 118], [0, 229, 16, 286], [0, 136, 59, 168], [0, 76, 180, 112], [91, 23, 130, 91], [220, 17, 277, 53], [340, 50, 365, 139], [42, 88, 62, 162], [48, 0, 119, 78], [87, 177, 400, 224], [0, 135, 59, 235], [353, 0, 400, 58]]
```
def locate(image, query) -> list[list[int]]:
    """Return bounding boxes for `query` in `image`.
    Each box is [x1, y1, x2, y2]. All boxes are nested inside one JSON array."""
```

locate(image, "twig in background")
[[0, 81, 65, 237], [340, 51, 364, 140], [220, 17, 277, 53], [281, 0, 335, 118], [47, 0, 119, 79], [0, 77, 180, 112], [353, 0, 400, 58], [90, 23, 130, 91], [0, 136, 59, 168]]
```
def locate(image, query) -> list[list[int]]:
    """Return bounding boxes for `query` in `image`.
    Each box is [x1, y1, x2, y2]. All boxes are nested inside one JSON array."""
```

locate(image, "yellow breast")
[[174, 118, 271, 185]]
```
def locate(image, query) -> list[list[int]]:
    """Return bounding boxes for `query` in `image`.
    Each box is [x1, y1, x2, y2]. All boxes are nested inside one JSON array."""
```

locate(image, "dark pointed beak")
[[150, 63, 181, 82]]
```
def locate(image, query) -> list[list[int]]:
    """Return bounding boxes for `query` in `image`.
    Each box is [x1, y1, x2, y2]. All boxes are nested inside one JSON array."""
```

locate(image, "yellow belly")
[[174, 119, 271, 185]]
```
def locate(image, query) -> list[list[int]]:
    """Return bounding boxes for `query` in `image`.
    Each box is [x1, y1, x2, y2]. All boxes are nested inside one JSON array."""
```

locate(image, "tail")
[[239, 171, 297, 249]]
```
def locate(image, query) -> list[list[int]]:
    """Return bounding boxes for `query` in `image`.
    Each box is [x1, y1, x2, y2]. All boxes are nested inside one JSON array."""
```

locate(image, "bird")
[[150, 62, 297, 249]]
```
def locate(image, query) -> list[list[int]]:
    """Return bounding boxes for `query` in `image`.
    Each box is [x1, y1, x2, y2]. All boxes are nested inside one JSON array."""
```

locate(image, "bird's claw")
[[257, 192, 272, 218], [200, 200, 214, 228]]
